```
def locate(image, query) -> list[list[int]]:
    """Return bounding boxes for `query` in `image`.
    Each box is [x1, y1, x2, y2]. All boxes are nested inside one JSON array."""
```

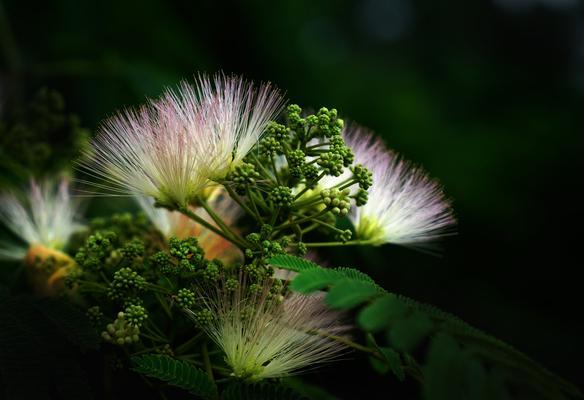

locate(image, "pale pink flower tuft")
[[78, 74, 284, 207], [344, 126, 456, 247]]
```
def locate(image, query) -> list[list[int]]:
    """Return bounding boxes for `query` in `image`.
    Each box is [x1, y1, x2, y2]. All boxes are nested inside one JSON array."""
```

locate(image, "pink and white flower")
[[345, 126, 456, 247], [79, 74, 284, 207]]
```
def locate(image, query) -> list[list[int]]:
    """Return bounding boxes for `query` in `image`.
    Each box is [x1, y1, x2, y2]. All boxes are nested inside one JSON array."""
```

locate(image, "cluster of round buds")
[[75, 231, 116, 271], [312, 107, 344, 138], [329, 136, 354, 167], [269, 186, 293, 207], [242, 259, 274, 281], [321, 188, 351, 216], [176, 288, 196, 309], [287, 149, 306, 179], [336, 229, 353, 243], [317, 152, 345, 177], [285, 104, 306, 133], [191, 308, 214, 328], [225, 277, 239, 291], [353, 188, 369, 207], [201, 260, 221, 282], [351, 164, 373, 190], [169, 237, 205, 271], [107, 267, 146, 300], [124, 304, 148, 328], [119, 238, 145, 263], [265, 121, 289, 141], [86, 306, 103, 326], [260, 136, 283, 157], [150, 251, 176, 276], [155, 344, 174, 356], [247, 283, 263, 296], [302, 164, 320, 184], [101, 312, 141, 345], [296, 242, 308, 256], [226, 163, 261, 195]]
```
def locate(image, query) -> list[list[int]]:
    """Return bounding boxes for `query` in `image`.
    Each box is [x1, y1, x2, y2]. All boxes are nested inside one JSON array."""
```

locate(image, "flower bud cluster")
[[321, 188, 351, 216], [101, 311, 141, 345]]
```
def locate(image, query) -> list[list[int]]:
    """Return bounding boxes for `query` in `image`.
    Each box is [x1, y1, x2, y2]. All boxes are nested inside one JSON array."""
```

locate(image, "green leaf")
[[358, 294, 408, 332], [325, 279, 380, 309], [379, 347, 405, 382], [221, 382, 306, 400], [365, 334, 405, 381], [333, 267, 376, 284], [388, 312, 433, 352], [289, 268, 344, 293], [268, 255, 320, 272], [466, 358, 488, 400], [132, 354, 217, 399], [422, 334, 467, 400]]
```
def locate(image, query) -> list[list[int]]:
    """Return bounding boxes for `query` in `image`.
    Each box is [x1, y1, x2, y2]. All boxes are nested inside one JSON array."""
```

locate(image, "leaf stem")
[[201, 341, 214, 381]]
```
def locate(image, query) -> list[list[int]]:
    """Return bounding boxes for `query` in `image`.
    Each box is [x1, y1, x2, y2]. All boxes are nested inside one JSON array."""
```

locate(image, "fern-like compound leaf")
[[268, 254, 320, 272], [132, 354, 217, 399], [221, 382, 306, 400]]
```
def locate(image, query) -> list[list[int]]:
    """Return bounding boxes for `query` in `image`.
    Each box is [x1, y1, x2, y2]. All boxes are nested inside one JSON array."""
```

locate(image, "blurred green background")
[[1, 0, 583, 397]]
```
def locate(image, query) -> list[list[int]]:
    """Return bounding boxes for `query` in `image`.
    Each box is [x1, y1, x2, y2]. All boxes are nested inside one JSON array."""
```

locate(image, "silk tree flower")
[[344, 126, 456, 246], [194, 277, 347, 381], [79, 74, 284, 207], [0, 179, 83, 295], [163, 74, 285, 179], [136, 189, 243, 262]]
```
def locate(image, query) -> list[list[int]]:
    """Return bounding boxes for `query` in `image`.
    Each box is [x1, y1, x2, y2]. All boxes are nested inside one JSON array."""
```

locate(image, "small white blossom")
[[0, 179, 83, 259], [193, 276, 347, 380]]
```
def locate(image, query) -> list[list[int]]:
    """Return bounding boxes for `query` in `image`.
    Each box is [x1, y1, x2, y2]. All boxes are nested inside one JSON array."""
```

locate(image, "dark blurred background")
[[1, 0, 583, 398]]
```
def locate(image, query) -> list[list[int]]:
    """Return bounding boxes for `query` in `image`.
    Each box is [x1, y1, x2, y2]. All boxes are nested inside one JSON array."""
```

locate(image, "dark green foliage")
[[0, 295, 98, 399], [269, 255, 583, 400], [288, 268, 344, 293], [221, 382, 306, 400], [325, 279, 379, 309], [282, 377, 338, 400], [358, 294, 407, 332], [0, 88, 89, 184], [132, 354, 217, 399]]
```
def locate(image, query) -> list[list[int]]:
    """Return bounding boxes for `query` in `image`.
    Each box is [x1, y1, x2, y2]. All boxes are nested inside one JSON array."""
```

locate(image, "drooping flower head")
[[79, 74, 284, 207], [193, 275, 347, 381], [344, 126, 456, 247], [136, 188, 243, 263], [0, 179, 83, 259]]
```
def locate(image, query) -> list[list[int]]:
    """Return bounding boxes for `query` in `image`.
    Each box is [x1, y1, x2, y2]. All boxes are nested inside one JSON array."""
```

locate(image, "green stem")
[[197, 197, 249, 248], [320, 332, 424, 384], [155, 292, 173, 320], [223, 184, 260, 222], [178, 205, 244, 249], [201, 342, 214, 381], [145, 283, 173, 295], [250, 153, 274, 180], [245, 186, 263, 221], [271, 155, 281, 185], [175, 332, 204, 354], [274, 209, 328, 231], [304, 239, 377, 247]]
